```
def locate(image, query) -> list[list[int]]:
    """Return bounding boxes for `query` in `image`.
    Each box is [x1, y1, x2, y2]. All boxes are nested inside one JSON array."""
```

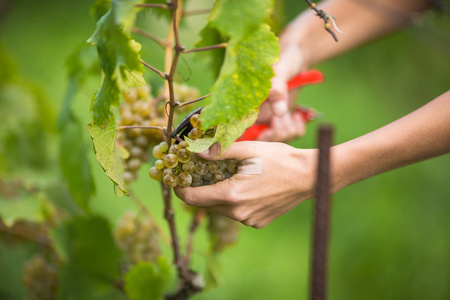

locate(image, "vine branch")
[[185, 209, 206, 266], [182, 8, 211, 17], [182, 43, 227, 54], [136, 3, 168, 9], [133, 27, 172, 48], [176, 93, 212, 108], [305, 0, 340, 42], [140, 59, 167, 79]]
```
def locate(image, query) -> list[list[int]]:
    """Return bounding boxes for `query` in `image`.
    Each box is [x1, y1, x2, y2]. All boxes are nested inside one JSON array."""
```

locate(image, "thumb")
[[196, 141, 260, 161]]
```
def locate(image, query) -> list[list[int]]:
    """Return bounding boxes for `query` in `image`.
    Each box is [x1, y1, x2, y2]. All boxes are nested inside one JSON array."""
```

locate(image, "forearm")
[[332, 91, 450, 191], [276, 0, 430, 79]]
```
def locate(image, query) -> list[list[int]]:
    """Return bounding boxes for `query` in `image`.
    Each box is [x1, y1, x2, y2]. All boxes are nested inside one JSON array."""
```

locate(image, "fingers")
[[197, 141, 261, 161], [256, 112, 306, 142], [174, 180, 231, 207]]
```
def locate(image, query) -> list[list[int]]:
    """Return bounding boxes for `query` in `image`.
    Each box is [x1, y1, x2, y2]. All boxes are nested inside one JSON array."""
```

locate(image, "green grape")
[[135, 135, 149, 147], [123, 171, 136, 184], [191, 180, 203, 187], [168, 144, 179, 155], [203, 172, 213, 182], [152, 145, 165, 159], [204, 179, 215, 185], [149, 167, 163, 181], [22, 255, 58, 300], [155, 160, 165, 170], [207, 212, 241, 252], [213, 172, 225, 183], [123, 88, 138, 103], [114, 211, 161, 264], [164, 154, 178, 168], [137, 101, 152, 118], [128, 158, 142, 170], [227, 159, 239, 174], [177, 172, 193, 187], [128, 127, 142, 138], [163, 173, 177, 188], [191, 153, 198, 163], [220, 162, 228, 171], [194, 161, 208, 175], [159, 141, 169, 153], [191, 173, 202, 182], [177, 148, 191, 163], [207, 161, 220, 174], [188, 127, 203, 140], [120, 111, 135, 125], [179, 141, 188, 148], [190, 114, 201, 128], [136, 85, 150, 99], [182, 161, 195, 173], [130, 146, 143, 158], [224, 171, 233, 179], [163, 168, 173, 177]]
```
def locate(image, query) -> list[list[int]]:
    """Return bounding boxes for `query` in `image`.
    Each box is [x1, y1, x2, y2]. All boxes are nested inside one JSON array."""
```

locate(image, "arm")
[[175, 91, 450, 228], [258, 0, 431, 141]]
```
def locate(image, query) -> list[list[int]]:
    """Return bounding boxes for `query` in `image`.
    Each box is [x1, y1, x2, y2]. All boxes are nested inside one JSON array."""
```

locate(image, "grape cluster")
[[22, 254, 58, 300], [207, 212, 241, 252], [148, 113, 239, 188], [114, 211, 161, 264], [117, 85, 165, 184]]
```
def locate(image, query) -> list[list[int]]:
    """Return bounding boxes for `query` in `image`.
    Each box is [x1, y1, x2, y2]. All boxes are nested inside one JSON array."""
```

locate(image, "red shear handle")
[[237, 70, 324, 142]]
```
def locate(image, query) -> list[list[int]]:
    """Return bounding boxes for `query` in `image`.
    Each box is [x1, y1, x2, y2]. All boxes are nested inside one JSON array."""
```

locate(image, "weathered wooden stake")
[[310, 125, 334, 300]]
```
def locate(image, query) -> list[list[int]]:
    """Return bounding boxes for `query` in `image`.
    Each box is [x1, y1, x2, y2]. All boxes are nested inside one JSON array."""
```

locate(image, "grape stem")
[[136, 3, 168, 9], [140, 59, 167, 79], [133, 27, 172, 48], [183, 43, 227, 54], [0, 219, 52, 248], [176, 93, 212, 108]]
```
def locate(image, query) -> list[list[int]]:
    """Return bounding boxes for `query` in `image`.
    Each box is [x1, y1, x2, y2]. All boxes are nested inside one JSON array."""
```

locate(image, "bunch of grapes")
[[22, 254, 58, 300], [114, 211, 161, 265], [117, 85, 165, 184], [148, 112, 239, 188], [207, 212, 241, 252]]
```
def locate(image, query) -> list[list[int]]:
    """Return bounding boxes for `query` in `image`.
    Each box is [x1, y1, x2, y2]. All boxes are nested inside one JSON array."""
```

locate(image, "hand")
[[174, 141, 317, 228], [256, 44, 309, 142]]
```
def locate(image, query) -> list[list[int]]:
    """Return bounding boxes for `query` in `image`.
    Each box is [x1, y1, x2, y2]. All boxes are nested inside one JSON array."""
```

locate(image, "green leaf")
[[201, 25, 279, 131], [209, 0, 273, 39], [87, 113, 127, 194], [60, 119, 95, 213], [0, 194, 45, 227], [88, 1, 145, 125], [90, 0, 112, 22], [186, 110, 258, 153], [195, 25, 227, 79], [50, 216, 123, 300], [124, 258, 174, 300]]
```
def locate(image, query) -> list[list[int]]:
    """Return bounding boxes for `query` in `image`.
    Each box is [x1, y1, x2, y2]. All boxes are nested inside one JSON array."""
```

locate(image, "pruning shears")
[[173, 70, 324, 142], [236, 69, 324, 141]]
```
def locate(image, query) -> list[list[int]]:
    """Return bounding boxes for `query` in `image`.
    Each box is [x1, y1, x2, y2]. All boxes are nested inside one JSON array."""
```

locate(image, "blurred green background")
[[0, 0, 449, 299]]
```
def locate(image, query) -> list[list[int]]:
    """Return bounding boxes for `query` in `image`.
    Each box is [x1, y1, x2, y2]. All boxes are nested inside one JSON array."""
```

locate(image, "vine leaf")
[[50, 216, 123, 300], [88, 0, 145, 125], [195, 24, 226, 79], [186, 111, 258, 153], [197, 0, 279, 149], [124, 258, 174, 300], [87, 113, 126, 194]]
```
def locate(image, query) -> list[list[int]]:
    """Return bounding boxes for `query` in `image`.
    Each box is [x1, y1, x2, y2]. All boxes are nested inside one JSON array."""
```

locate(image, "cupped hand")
[[174, 141, 317, 228]]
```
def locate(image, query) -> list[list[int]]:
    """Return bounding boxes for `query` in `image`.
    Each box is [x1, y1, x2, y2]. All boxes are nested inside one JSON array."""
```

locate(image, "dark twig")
[[310, 125, 334, 300], [177, 93, 212, 108], [136, 3, 168, 9], [182, 8, 211, 17], [140, 59, 167, 79], [0, 220, 52, 248], [182, 43, 227, 54], [133, 27, 172, 48], [185, 209, 206, 265], [305, 0, 339, 42]]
